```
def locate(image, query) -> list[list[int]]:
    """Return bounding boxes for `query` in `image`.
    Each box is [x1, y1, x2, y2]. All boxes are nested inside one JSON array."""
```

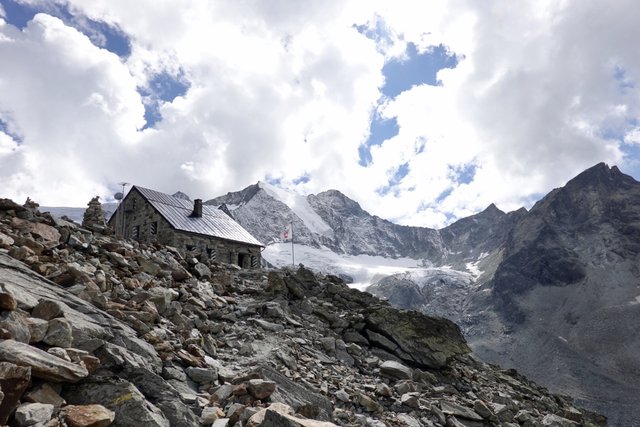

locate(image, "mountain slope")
[[368, 163, 640, 425], [477, 163, 640, 424]]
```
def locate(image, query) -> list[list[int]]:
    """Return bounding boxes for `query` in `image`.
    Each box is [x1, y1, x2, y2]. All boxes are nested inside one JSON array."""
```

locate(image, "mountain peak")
[[482, 203, 504, 216], [172, 191, 191, 201], [566, 162, 635, 190]]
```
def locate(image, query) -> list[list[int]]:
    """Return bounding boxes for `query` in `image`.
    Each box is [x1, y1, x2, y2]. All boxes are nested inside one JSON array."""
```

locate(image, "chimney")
[[192, 199, 203, 217]]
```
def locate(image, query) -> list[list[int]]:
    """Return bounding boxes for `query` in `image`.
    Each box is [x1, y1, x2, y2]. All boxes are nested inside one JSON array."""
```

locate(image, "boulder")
[[380, 360, 413, 381], [248, 403, 338, 427], [440, 401, 483, 421], [541, 414, 580, 426], [24, 383, 66, 408], [365, 306, 470, 368], [14, 402, 55, 427], [43, 317, 74, 347], [259, 408, 339, 427], [247, 379, 277, 400], [63, 377, 169, 427], [0, 340, 88, 382], [31, 299, 65, 320], [63, 404, 115, 427]]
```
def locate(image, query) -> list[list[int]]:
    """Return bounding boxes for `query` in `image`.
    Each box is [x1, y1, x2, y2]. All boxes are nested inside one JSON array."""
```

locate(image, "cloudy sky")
[[1, 0, 639, 227]]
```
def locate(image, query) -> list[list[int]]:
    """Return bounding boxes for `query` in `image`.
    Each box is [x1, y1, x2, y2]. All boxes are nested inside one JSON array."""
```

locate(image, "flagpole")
[[291, 222, 295, 267]]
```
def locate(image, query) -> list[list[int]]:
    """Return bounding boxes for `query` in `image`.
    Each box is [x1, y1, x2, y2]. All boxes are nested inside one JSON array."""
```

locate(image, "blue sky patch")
[[358, 115, 399, 166], [292, 173, 311, 185], [0, 116, 22, 143], [613, 65, 634, 94], [436, 187, 453, 203], [359, 42, 458, 167], [264, 175, 283, 186], [382, 43, 458, 98], [451, 163, 477, 184], [622, 142, 640, 181], [1, 0, 36, 29], [1, 0, 131, 57], [138, 71, 191, 129], [376, 162, 409, 196], [354, 19, 394, 53]]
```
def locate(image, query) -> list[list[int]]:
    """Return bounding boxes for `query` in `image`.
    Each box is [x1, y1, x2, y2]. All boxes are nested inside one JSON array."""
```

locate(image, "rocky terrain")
[[0, 198, 607, 426]]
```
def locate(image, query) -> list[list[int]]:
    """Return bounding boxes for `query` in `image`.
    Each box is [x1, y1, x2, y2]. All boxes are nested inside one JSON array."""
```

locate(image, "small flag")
[[281, 224, 292, 242]]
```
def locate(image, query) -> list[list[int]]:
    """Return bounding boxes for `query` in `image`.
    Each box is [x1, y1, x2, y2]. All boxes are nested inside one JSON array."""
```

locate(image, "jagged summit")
[[565, 162, 634, 189], [172, 190, 191, 201]]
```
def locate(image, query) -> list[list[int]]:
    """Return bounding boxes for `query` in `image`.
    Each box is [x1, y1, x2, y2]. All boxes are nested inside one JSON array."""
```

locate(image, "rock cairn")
[[0, 197, 606, 426], [81, 196, 108, 233]]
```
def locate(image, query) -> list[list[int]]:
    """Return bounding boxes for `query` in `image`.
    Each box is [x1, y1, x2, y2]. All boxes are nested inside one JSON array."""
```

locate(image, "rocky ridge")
[[0, 198, 606, 426]]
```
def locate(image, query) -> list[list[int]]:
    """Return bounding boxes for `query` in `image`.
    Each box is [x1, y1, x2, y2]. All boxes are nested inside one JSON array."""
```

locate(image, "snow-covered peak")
[[257, 181, 332, 235]]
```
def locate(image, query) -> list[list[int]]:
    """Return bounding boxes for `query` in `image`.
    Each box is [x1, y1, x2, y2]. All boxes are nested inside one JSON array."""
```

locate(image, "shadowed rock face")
[[364, 306, 470, 368], [491, 163, 640, 323]]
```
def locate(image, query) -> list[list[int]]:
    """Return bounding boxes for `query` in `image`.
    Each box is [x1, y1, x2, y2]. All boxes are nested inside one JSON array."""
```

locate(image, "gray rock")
[[63, 377, 169, 427], [397, 414, 422, 427], [0, 311, 31, 343], [440, 401, 483, 421], [25, 317, 49, 343], [247, 379, 277, 400], [357, 393, 382, 412], [43, 318, 73, 348], [124, 367, 200, 426], [380, 360, 413, 381], [14, 402, 54, 427], [250, 318, 285, 332], [31, 299, 65, 320], [186, 366, 218, 384], [335, 389, 350, 402], [24, 383, 66, 408], [541, 414, 580, 426], [365, 329, 398, 353], [257, 407, 339, 426], [401, 392, 420, 408], [193, 262, 211, 279], [147, 287, 176, 314], [365, 306, 470, 368], [473, 400, 492, 418], [0, 340, 87, 382]]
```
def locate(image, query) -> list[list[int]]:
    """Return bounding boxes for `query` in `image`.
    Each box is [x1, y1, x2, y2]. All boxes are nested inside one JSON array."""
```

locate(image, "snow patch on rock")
[[258, 182, 332, 235]]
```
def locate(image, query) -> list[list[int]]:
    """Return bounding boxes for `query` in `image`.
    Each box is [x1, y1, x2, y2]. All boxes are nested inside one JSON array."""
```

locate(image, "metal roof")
[[133, 186, 263, 247]]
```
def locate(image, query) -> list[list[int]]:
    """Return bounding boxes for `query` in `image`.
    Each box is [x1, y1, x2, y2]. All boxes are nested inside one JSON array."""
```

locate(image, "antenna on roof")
[[115, 182, 130, 237]]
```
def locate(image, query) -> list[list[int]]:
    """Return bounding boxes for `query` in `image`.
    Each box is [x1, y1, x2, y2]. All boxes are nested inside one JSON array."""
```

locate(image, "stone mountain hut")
[[108, 185, 263, 268]]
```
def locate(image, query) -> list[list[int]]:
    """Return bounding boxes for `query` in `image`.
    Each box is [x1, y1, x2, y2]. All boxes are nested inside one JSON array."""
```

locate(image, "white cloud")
[[0, 0, 639, 229]]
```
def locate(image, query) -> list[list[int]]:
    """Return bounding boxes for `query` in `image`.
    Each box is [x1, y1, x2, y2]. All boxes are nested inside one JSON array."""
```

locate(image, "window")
[[132, 225, 140, 239], [186, 244, 196, 251], [150, 221, 158, 235], [207, 247, 217, 261]]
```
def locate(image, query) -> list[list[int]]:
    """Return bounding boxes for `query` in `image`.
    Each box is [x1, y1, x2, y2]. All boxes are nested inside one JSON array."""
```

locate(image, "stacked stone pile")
[[0, 197, 606, 426], [81, 196, 109, 234]]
